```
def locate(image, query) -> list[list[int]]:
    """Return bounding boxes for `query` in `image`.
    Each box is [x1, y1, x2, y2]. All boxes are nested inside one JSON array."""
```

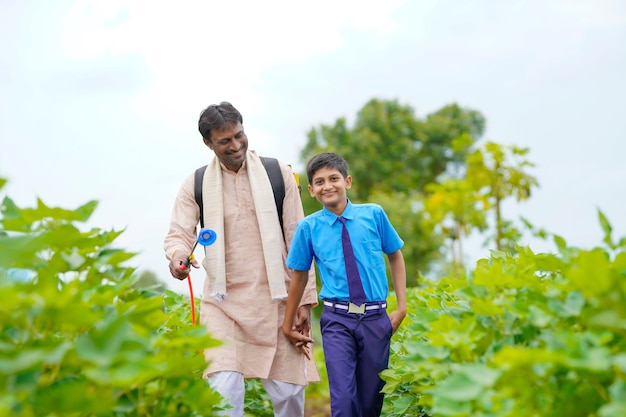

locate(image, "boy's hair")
[[306, 152, 349, 185], [198, 101, 243, 142]]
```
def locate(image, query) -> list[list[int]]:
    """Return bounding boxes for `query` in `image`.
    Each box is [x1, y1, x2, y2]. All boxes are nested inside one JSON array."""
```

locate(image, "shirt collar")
[[322, 199, 353, 224]]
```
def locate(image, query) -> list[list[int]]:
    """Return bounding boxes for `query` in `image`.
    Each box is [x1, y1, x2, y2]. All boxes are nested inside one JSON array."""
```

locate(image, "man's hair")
[[306, 152, 349, 185], [198, 101, 243, 141]]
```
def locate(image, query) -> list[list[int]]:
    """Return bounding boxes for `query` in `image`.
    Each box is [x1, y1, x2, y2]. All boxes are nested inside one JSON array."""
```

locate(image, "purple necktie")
[[338, 216, 366, 306]]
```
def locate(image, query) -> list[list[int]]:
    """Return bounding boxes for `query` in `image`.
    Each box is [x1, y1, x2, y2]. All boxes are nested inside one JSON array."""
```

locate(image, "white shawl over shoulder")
[[201, 151, 287, 301]]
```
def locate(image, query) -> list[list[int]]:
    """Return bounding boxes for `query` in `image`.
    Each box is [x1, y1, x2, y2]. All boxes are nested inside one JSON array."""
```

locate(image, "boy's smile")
[[308, 166, 352, 215]]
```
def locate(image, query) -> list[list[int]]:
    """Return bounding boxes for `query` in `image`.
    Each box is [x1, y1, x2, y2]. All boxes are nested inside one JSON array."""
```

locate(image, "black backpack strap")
[[194, 165, 208, 228], [260, 156, 285, 233]]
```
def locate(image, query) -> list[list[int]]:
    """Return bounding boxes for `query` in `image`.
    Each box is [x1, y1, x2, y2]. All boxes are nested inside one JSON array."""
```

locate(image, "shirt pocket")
[[360, 238, 386, 269], [313, 241, 344, 265]]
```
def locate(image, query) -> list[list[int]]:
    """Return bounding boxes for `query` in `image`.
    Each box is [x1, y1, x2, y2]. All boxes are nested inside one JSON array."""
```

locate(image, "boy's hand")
[[282, 320, 314, 360], [294, 305, 312, 338], [389, 309, 407, 334]]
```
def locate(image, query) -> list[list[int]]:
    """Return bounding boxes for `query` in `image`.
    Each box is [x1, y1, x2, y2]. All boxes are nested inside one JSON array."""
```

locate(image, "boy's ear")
[[345, 175, 353, 189], [308, 184, 315, 197]]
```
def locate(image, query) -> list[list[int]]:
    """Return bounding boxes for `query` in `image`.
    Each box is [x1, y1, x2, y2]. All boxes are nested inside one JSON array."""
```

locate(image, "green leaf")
[[599, 381, 626, 417], [599, 402, 626, 417], [561, 291, 585, 317], [460, 364, 501, 387], [0, 234, 43, 268], [74, 200, 99, 221], [566, 249, 612, 297], [612, 354, 626, 373], [33, 376, 114, 415], [588, 311, 626, 331], [75, 317, 146, 367], [430, 373, 483, 401], [431, 395, 472, 416], [0, 342, 71, 374], [553, 234, 567, 252], [405, 341, 450, 361], [471, 296, 504, 316], [528, 305, 553, 328], [597, 209, 614, 249], [388, 396, 415, 415], [565, 347, 611, 372]]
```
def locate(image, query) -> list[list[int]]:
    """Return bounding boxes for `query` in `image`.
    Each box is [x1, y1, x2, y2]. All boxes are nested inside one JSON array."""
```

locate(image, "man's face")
[[204, 122, 248, 172]]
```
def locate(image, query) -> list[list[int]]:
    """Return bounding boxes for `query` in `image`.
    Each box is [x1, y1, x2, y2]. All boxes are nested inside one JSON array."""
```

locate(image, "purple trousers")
[[320, 302, 392, 417]]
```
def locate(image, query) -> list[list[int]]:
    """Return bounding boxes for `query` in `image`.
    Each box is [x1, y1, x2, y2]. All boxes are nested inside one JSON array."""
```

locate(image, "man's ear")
[[345, 175, 353, 189], [203, 137, 213, 150], [308, 184, 315, 198]]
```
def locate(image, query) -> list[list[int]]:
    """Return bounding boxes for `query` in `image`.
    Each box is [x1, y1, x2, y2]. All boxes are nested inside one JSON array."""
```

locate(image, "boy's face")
[[308, 166, 352, 211]]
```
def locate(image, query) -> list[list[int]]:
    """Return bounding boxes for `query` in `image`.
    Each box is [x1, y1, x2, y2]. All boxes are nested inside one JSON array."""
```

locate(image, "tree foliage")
[[301, 99, 486, 201], [423, 178, 488, 275], [299, 98, 486, 282], [133, 269, 167, 293], [466, 141, 539, 252], [422, 141, 539, 273]]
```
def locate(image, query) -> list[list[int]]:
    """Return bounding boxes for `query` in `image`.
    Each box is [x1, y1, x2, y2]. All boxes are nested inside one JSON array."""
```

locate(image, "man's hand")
[[169, 254, 199, 280], [282, 304, 314, 359], [282, 324, 314, 360]]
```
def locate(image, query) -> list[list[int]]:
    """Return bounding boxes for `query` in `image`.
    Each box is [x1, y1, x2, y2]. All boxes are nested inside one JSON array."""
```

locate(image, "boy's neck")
[[324, 198, 348, 217]]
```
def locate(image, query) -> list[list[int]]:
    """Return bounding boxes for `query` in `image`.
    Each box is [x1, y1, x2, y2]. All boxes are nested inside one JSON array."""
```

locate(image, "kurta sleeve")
[[280, 162, 318, 307], [164, 173, 201, 262]]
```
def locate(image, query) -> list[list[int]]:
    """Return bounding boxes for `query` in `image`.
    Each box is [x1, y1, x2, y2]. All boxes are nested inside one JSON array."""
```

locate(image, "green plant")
[[382, 211, 626, 416], [0, 181, 225, 417], [243, 379, 273, 417]]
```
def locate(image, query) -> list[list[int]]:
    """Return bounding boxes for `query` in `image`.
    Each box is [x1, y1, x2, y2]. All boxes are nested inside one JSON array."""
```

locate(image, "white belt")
[[323, 301, 387, 311]]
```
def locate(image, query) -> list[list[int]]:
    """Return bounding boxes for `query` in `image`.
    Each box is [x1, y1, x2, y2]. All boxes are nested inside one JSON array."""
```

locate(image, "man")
[[164, 102, 319, 417]]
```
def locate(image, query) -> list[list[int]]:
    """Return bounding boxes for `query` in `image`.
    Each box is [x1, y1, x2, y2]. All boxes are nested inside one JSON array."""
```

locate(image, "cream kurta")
[[165, 154, 319, 385]]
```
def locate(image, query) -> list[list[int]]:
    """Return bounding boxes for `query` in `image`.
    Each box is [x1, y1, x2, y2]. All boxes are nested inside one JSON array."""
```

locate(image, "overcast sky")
[[1, 0, 625, 294]]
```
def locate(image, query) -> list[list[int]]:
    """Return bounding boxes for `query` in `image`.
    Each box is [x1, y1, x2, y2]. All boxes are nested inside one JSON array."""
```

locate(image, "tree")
[[301, 99, 486, 201], [423, 178, 488, 275], [299, 98, 487, 281], [133, 269, 167, 293], [465, 142, 539, 252]]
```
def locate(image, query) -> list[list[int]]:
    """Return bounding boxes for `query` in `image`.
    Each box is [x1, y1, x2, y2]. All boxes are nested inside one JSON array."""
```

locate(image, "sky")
[[1, 0, 625, 294]]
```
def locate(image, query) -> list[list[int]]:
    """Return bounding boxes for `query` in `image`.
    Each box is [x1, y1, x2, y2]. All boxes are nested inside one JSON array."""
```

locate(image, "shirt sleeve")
[[377, 205, 404, 254], [163, 173, 200, 261], [286, 221, 314, 272]]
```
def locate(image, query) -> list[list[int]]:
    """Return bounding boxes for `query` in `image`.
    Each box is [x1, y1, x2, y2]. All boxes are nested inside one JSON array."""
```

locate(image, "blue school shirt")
[[287, 199, 404, 302]]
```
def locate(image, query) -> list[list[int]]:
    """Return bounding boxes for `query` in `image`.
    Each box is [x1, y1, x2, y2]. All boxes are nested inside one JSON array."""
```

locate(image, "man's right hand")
[[169, 255, 199, 280]]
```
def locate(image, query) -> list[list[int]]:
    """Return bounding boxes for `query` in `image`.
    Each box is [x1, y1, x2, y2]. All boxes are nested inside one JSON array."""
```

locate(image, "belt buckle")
[[348, 302, 366, 314]]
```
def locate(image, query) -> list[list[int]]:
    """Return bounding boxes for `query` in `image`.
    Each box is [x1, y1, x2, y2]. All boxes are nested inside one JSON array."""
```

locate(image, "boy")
[[282, 152, 407, 416]]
